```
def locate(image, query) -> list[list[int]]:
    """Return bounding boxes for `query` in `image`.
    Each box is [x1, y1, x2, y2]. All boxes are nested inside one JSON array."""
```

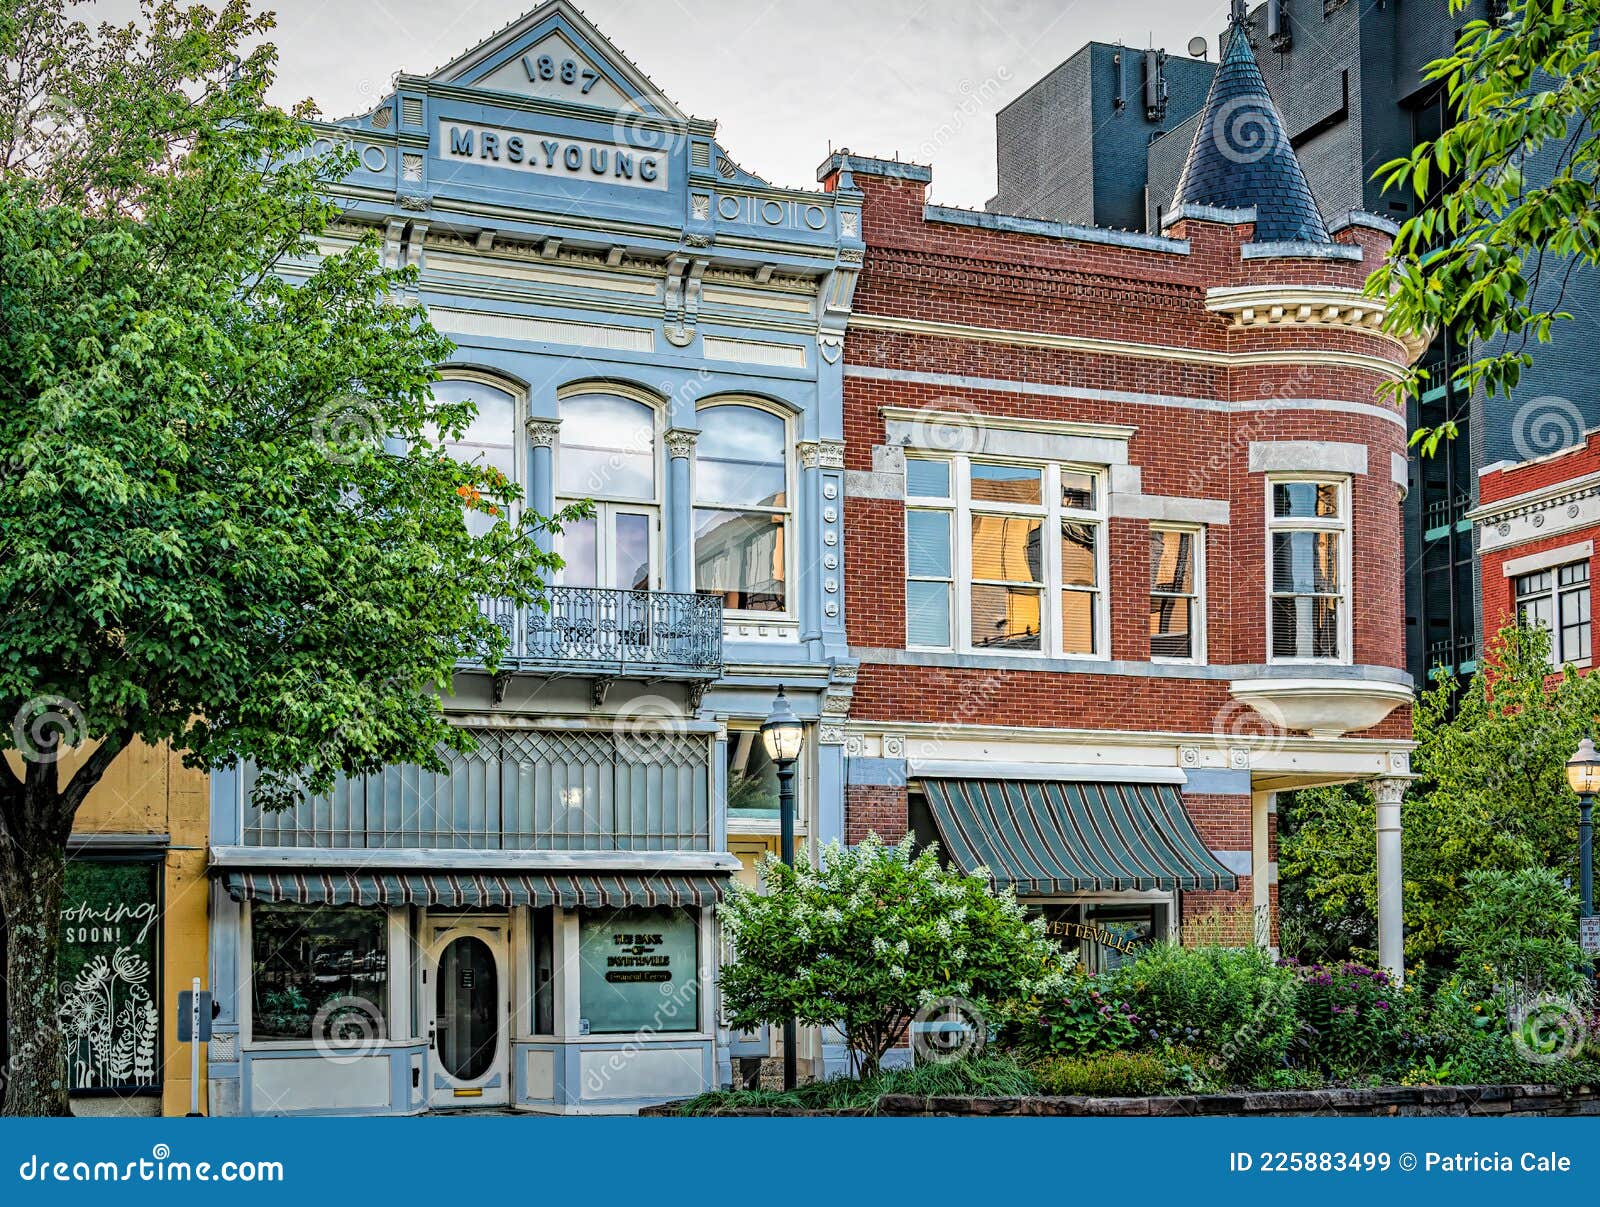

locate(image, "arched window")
[[556, 389, 659, 591], [694, 404, 788, 613], [432, 377, 518, 537]]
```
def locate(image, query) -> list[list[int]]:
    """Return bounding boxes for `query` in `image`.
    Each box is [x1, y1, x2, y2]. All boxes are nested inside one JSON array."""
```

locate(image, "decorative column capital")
[[1371, 777, 1411, 809], [525, 417, 561, 449], [664, 427, 699, 460], [796, 438, 846, 471]]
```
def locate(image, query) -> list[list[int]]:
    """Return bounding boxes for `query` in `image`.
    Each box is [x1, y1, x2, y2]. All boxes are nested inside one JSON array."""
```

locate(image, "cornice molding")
[[1204, 285, 1425, 364], [848, 313, 1410, 381]]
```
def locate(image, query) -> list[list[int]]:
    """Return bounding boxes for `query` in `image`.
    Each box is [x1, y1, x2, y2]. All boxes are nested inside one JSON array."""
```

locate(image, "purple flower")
[[1376, 1001, 1389, 1010]]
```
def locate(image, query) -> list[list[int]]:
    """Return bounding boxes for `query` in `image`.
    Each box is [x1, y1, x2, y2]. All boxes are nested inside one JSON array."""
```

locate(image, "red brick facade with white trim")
[[824, 155, 1416, 944]]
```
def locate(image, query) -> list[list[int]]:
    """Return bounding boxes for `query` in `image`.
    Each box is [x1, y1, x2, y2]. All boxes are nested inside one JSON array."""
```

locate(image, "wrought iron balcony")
[[470, 586, 723, 680]]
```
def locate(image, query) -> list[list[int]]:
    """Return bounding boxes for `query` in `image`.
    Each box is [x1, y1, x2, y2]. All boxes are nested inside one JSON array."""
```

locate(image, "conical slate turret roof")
[[1171, 25, 1330, 244]]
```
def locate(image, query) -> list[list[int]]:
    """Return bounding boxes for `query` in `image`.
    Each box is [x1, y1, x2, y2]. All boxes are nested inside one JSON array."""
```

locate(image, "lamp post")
[[1565, 736, 1600, 931], [761, 685, 805, 1090]]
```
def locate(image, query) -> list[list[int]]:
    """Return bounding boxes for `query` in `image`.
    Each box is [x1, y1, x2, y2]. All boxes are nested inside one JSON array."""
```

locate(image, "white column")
[[1251, 790, 1274, 951], [1373, 777, 1410, 984]]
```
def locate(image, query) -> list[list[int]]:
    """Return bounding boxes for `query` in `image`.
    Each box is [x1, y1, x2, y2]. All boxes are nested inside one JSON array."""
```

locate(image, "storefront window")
[[1033, 902, 1168, 973], [577, 907, 699, 1035], [250, 904, 389, 1041], [726, 728, 779, 821], [58, 860, 162, 1093]]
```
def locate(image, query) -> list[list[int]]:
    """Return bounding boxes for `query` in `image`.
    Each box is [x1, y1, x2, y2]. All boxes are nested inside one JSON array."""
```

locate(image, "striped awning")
[[219, 869, 727, 908], [921, 779, 1238, 894]]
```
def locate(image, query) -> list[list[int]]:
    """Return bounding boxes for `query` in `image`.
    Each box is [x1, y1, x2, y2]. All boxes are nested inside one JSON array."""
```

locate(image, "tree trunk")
[[0, 832, 71, 1116]]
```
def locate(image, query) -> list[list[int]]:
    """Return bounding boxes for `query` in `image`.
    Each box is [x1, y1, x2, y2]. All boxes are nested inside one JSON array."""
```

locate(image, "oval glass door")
[[435, 936, 497, 1082]]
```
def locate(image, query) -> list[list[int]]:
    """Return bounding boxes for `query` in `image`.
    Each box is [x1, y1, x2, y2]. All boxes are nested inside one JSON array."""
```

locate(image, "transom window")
[[906, 456, 1106, 656], [1267, 478, 1349, 662], [1516, 561, 1592, 667], [694, 404, 790, 614], [1151, 525, 1204, 662]]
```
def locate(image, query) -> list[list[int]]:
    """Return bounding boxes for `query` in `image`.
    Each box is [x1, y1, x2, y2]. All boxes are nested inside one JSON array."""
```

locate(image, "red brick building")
[[1474, 430, 1600, 670], [820, 26, 1421, 976]]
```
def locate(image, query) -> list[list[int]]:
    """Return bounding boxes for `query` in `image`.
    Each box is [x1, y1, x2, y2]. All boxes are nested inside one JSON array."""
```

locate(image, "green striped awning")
[[921, 779, 1238, 894], [219, 869, 727, 908]]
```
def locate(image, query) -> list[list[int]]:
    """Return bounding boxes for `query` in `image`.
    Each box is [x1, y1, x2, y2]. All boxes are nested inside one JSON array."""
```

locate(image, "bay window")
[[1267, 478, 1348, 662], [694, 404, 789, 613], [1150, 525, 1204, 661], [905, 455, 1106, 657], [1515, 561, 1592, 667]]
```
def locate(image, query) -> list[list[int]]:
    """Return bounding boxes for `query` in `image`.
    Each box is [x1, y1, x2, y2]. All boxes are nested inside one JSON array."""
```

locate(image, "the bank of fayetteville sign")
[[439, 120, 669, 191]]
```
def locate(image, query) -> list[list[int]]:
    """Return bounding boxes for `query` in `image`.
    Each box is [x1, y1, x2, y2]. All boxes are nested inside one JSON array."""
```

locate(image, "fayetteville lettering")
[[1039, 918, 1143, 956], [605, 931, 672, 981], [440, 122, 667, 191]]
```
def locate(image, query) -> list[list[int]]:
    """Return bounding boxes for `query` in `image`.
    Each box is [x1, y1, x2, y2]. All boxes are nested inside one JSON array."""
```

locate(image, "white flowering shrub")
[[719, 833, 1072, 1077]]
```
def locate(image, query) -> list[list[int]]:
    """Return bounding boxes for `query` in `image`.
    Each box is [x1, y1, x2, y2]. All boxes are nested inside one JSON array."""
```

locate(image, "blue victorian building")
[[204, 1, 859, 1114]]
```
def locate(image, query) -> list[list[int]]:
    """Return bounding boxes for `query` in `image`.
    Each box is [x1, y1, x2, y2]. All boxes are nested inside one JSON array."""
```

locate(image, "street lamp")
[[1565, 736, 1600, 925], [760, 684, 805, 1090]]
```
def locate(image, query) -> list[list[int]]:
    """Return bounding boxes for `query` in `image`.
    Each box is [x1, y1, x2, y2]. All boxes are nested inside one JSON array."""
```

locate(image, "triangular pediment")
[[430, 1, 686, 121]]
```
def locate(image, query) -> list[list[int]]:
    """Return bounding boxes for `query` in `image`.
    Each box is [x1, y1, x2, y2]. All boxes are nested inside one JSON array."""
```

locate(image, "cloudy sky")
[[86, 0, 1231, 208]]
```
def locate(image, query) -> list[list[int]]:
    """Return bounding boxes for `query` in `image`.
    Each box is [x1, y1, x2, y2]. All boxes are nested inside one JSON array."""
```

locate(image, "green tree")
[[719, 834, 1071, 1078], [1371, 0, 1600, 451], [0, 0, 569, 1114], [1280, 623, 1600, 969], [1449, 867, 1591, 1007]]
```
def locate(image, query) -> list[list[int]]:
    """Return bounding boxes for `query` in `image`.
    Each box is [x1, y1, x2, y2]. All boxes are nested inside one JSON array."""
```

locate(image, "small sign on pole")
[[177, 980, 212, 1117], [1580, 915, 1600, 955]]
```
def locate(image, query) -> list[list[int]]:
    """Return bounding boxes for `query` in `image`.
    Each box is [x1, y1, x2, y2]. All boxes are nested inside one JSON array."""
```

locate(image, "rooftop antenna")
[[1187, 35, 1209, 59], [1230, 0, 1248, 25]]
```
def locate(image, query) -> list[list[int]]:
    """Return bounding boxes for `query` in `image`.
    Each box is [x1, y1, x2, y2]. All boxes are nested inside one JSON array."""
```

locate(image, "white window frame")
[[1514, 560, 1593, 668], [904, 455, 1109, 659], [553, 383, 663, 592], [692, 400, 795, 620], [1150, 522, 1206, 665], [904, 460, 956, 652], [1265, 475, 1352, 666]]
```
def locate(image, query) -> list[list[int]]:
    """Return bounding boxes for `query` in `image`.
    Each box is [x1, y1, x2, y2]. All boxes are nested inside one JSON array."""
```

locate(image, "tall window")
[[1268, 478, 1348, 661], [1515, 561, 1592, 667], [694, 404, 789, 613], [433, 377, 518, 537], [905, 456, 1105, 656], [1150, 525, 1204, 661], [556, 390, 658, 591]]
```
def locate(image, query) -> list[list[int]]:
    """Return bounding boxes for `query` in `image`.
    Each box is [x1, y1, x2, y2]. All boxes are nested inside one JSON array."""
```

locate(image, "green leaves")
[[719, 834, 1072, 1076], [1373, 0, 1600, 426], [1281, 620, 1600, 968], [0, 0, 567, 810]]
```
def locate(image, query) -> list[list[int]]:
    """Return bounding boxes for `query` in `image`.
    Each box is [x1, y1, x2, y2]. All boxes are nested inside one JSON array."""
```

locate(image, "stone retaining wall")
[[644, 1084, 1600, 1117]]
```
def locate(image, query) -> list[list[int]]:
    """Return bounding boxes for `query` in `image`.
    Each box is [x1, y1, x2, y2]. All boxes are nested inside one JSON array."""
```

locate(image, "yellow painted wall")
[[7, 742, 210, 1116]]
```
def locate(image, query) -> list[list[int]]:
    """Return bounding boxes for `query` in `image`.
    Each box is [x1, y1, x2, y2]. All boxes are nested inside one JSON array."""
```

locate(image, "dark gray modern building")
[[986, 41, 1216, 231], [993, 0, 1599, 694]]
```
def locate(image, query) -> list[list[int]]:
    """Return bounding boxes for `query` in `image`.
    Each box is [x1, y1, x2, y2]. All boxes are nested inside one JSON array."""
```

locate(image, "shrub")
[[1291, 959, 1419, 1077], [674, 1054, 1039, 1115], [1008, 974, 1141, 1057], [1449, 867, 1592, 1009], [1115, 943, 1299, 1083], [1035, 1050, 1171, 1097], [719, 834, 1072, 1077]]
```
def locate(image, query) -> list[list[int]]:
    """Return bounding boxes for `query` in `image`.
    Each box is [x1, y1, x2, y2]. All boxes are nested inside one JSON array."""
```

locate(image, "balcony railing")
[[472, 586, 723, 676]]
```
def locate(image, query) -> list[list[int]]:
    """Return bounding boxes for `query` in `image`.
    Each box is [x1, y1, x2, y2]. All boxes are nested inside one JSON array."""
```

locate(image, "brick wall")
[[845, 783, 908, 845]]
